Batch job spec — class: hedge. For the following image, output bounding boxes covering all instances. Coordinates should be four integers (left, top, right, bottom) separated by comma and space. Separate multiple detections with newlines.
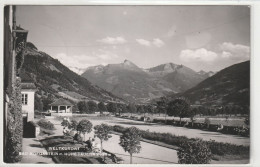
5, 78, 23, 163
111, 125, 249, 157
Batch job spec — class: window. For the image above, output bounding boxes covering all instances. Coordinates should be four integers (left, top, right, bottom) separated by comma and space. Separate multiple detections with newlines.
22, 93, 28, 105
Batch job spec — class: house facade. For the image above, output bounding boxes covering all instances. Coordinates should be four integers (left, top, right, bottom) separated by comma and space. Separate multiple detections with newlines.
21, 82, 36, 122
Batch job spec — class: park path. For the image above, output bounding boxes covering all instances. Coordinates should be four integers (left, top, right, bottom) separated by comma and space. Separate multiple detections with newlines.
20, 137, 54, 164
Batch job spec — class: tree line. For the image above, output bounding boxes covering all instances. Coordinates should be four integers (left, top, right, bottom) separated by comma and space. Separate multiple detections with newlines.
35, 95, 249, 117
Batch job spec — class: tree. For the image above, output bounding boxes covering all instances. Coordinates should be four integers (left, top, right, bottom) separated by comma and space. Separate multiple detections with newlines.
77, 119, 93, 141
119, 127, 142, 164
146, 105, 155, 116
137, 105, 145, 116
177, 139, 212, 164
35, 95, 43, 112
127, 103, 137, 117
94, 124, 112, 152
156, 97, 168, 123
119, 103, 128, 115
167, 98, 191, 122
42, 94, 54, 111
77, 101, 89, 113
87, 101, 98, 113
107, 102, 118, 114
61, 117, 70, 128
98, 102, 107, 114
69, 119, 78, 132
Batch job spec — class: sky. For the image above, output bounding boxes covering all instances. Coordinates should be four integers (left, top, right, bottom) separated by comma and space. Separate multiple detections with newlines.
16, 5, 250, 72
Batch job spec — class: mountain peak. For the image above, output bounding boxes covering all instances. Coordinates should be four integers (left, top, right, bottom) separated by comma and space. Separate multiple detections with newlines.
123, 59, 135, 66
122, 59, 140, 70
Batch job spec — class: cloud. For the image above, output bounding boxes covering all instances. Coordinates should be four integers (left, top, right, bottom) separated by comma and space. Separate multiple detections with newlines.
96, 50, 119, 60
152, 38, 165, 48
220, 42, 250, 60
98, 36, 127, 45
123, 11, 127, 15
136, 38, 165, 47
221, 51, 233, 58
180, 48, 218, 62
53, 50, 118, 70
53, 53, 95, 68
167, 25, 177, 37
136, 39, 151, 46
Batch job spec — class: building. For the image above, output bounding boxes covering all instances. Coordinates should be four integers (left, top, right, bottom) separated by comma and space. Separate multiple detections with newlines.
21, 73, 37, 122
4, 5, 29, 162
49, 98, 74, 116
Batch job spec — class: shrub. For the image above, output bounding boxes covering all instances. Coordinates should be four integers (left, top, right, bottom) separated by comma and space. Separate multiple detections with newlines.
177, 139, 212, 164
73, 133, 83, 143
37, 119, 55, 130
5, 78, 23, 163
204, 117, 211, 129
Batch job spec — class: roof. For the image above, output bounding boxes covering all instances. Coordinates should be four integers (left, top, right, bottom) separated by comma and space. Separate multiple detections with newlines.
21, 83, 37, 90
20, 72, 36, 90
49, 98, 74, 106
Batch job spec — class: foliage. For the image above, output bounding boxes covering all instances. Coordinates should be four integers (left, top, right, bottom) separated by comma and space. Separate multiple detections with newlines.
73, 133, 83, 143
5, 78, 23, 162
98, 102, 107, 114
167, 98, 191, 121
127, 103, 137, 115
117, 103, 128, 115
42, 94, 54, 111
156, 97, 168, 115
137, 105, 145, 115
68, 120, 78, 132
37, 119, 55, 130
177, 139, 212, 164
204, 117, 211, 129
77, 101, 89, 113
77, 119, 93, 137
87, 100, 98, 113
119, 127, 142, 164
61, 118, 70, 128
106, 102, 118, 114
34, 95, 43, 112
94, 124, 112, 151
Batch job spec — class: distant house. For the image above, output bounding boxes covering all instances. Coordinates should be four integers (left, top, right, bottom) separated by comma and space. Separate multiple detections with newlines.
21, 73, 37, 122
49, 98, 73, 116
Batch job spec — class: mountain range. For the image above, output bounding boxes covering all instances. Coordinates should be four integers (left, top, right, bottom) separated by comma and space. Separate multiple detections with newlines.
174, 61, 250, 106
21, 42, 123, 103
81, 60, 213, 103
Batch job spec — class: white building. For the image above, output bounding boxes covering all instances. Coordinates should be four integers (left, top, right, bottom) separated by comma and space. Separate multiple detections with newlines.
49, 98, 73, 116
21, 73, 36, 122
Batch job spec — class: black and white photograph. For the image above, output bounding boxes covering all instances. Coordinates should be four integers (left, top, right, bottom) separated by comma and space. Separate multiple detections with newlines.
3, 4, 254, 165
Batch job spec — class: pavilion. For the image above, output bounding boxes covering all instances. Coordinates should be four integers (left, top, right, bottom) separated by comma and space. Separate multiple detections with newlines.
49, 98, 73, 116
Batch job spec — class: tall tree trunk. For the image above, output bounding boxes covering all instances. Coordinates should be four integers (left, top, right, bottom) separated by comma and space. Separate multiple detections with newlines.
130, 153, 132, 164
101, 140, 103, 152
